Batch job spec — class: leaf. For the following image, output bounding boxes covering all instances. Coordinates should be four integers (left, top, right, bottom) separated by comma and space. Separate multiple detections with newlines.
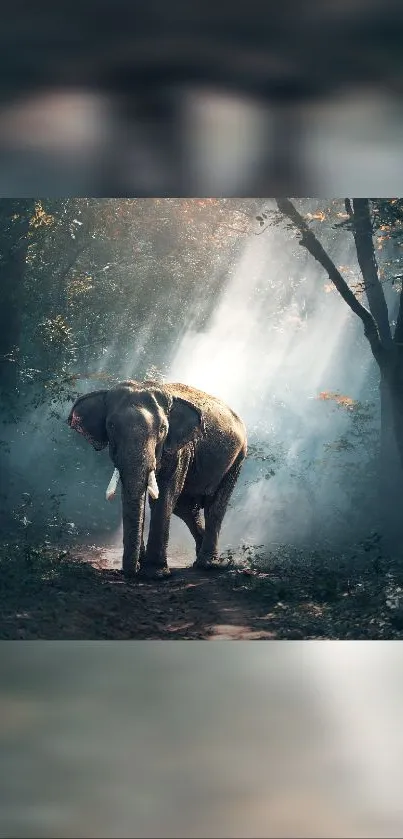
317, 391, 357, 410
306, 211, 326, 222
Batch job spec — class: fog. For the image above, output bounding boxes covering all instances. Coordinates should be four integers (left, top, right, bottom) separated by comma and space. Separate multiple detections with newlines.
168, 215, 377, 552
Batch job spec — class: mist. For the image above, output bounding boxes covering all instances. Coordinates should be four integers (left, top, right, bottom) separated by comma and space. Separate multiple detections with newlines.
168, 211, 380, 555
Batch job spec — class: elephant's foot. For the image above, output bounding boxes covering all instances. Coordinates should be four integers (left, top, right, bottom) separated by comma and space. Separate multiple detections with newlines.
137, 564, 171, 581
193, 554, 228, 571
122, 560, 140, 580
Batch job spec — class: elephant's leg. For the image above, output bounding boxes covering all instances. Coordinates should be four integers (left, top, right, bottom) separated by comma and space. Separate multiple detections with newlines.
173, 496, 205, 556
195, 451, 245, 570
140, 452, 191, 579
139, 540, 146, 567
140, 494, 173, 578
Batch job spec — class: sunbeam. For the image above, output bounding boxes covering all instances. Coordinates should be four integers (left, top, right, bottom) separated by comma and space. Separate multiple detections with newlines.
168, 214, 376, 551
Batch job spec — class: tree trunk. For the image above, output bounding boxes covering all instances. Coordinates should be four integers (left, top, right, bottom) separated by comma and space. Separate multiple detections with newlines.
350, 199, 392, 347
379, 371, 403, 541
275, 198, 403, 541
0, 200, 33, 400
385, 352, 403, 459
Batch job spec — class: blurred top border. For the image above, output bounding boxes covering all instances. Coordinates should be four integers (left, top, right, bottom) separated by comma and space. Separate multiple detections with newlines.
0, 1, 402, 196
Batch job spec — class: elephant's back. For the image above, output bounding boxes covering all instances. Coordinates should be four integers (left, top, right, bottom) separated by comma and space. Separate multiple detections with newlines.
166, 382, 247, 451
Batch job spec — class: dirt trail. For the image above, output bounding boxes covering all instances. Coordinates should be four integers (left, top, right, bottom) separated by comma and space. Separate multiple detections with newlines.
75, 544, 275, 640
3, 540, 399, 639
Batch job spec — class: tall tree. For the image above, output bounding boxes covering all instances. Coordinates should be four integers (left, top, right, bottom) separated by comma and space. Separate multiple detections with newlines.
0, 200, 35, 399
275, 197, 403, 536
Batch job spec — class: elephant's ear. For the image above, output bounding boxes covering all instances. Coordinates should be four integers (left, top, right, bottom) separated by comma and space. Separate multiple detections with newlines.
67, 390, 108, 451
147, 387, 173, 416
165, 397, 204, 452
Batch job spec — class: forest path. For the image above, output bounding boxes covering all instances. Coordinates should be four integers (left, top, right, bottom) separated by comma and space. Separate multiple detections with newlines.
3, 540, 399, 639
71, 544, 275, 640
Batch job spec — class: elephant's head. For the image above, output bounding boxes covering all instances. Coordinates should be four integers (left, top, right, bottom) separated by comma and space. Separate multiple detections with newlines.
67, 380, 204, 572
68, 380, 204, 495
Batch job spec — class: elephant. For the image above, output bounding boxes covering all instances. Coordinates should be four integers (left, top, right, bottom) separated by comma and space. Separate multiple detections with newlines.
67, 379, 247, 579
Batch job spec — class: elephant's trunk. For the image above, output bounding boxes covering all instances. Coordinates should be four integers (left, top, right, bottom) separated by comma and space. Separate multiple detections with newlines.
121, 490, 146, 577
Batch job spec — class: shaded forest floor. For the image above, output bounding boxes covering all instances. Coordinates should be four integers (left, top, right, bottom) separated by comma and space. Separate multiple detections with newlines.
1, 537, 403, 639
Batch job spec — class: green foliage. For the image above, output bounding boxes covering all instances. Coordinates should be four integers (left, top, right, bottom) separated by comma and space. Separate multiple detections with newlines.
245, 441, 282, 483
16, 197, 255, 398
11, 489, 71, 549
220, 535, 403, 639
143, 364, 166, 384
323, 399, 378, 454
37, 315, 73, 350
0, 198, 258, 541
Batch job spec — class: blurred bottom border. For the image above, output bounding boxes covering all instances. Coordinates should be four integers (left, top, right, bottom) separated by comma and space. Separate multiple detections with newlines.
1, 640, 402, 838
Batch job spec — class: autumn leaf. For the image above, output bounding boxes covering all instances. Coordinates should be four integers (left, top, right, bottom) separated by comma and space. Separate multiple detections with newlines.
29, 201, 54, 229
317, 391, 357, 410
67, 275, 94, 300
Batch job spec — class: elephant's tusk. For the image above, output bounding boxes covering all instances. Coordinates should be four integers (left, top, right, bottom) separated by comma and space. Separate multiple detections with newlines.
147, 470, 159, 500
106, 468, 120, 501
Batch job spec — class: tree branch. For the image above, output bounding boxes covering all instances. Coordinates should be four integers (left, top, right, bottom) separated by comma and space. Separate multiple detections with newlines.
344, 198, 353, 219
350, 198, 392, 348
275, 198, 386, 367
